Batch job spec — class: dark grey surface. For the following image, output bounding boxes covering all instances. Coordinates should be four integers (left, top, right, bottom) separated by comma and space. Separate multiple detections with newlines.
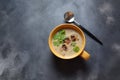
0, 0, 120, 80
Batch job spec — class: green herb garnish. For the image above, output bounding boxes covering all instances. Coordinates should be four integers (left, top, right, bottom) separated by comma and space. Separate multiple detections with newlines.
53, 41, 60, 46
53, 30, 66, 46
53, 33, 61, 40
73, 46, 80, 52
58, 39, 63, 44
59, 30, 65, 35
71, 42, 76, 47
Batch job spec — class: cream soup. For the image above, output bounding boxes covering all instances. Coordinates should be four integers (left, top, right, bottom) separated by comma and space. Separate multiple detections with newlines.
52, 29, 82, 57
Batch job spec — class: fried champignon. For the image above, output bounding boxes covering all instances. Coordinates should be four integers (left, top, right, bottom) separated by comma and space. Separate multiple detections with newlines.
63, 37, 71, 44
71, 35, 77, 41
62, 44, 67, 51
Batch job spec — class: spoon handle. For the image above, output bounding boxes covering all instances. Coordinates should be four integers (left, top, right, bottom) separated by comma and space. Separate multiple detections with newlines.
73, 20, 103, 45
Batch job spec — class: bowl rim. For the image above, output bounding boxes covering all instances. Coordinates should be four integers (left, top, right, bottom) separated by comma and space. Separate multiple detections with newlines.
48, 23, 86, 59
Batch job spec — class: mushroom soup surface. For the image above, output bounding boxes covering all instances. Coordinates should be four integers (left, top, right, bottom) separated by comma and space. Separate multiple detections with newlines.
52, 29, 82, 57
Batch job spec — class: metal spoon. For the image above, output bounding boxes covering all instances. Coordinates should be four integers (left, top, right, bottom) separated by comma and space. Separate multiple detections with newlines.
64, 11, 103, 45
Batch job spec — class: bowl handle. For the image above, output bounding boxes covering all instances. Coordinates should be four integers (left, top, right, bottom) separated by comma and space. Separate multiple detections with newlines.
80, 50, 90, 61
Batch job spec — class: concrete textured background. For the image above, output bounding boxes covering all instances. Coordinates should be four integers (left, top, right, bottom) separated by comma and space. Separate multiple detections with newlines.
0, 0, 120, 80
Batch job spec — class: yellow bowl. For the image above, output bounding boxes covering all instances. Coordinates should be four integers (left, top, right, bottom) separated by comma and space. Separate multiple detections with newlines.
48, 24, 90, 60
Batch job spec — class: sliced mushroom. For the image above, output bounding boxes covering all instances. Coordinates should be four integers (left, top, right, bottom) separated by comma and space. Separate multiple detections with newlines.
64, 37, 71, 44
71, 35, 77, 41
62, 44, 67, 51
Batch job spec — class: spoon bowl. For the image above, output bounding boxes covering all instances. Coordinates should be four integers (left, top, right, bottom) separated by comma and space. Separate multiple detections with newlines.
64, 11, 75, 23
